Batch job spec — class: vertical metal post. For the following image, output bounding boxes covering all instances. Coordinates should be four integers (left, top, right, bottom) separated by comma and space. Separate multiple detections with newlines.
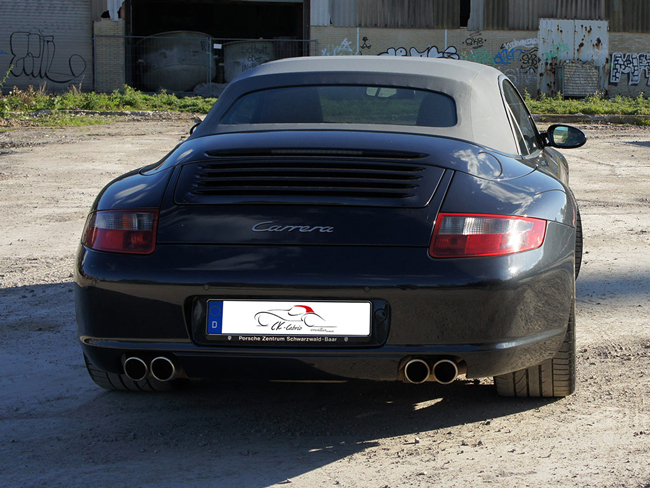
93, 35, 97, 92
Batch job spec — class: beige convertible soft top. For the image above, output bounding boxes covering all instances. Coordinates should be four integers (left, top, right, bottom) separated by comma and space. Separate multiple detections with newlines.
225, 56, 518, 155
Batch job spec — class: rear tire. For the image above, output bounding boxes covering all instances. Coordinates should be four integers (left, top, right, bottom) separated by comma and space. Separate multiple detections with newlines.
494, 302, 576, 397
83, 355, 182, 392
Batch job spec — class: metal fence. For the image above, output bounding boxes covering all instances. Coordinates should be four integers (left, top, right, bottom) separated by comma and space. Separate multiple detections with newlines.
94, 34, 316, 96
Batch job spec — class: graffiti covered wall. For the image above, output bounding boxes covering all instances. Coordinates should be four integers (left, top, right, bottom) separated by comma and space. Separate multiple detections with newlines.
0, 0, 93, 93
312, 27, 650, 99
311, 27, 541, 96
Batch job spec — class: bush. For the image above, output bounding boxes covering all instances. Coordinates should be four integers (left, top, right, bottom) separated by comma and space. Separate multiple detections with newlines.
0, 84, 217, 118
525, 91, 650, 116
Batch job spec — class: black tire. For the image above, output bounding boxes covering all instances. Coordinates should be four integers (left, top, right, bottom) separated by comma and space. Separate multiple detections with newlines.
575, 207, 583, 280
494, 302, 576, 397
83, 354, 182, 392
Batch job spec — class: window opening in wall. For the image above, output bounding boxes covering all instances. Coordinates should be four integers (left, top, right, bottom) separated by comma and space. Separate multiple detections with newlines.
460, 0, 471, 28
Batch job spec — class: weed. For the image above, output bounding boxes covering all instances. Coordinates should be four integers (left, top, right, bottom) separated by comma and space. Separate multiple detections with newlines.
526, 91, 650, 116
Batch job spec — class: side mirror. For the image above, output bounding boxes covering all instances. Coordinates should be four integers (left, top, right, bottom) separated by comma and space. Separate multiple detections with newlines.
545, 124, 586, 149
190, 122, 201, 135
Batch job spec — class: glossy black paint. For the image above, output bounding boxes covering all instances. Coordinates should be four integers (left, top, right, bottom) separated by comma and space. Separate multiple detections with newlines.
76, 68, 582, 386
76, 216, 574, 380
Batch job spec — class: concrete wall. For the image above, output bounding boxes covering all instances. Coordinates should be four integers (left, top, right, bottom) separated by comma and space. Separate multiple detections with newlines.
311, 26, 541, 96
311, 26, 650, 98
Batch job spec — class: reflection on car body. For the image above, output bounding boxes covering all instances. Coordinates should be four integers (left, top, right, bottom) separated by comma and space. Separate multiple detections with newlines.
76, 56, 586, 397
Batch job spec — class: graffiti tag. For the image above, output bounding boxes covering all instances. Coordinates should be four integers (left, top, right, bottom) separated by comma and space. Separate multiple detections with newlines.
494, 48, 523, 66
610, 52, 650, 86
502, 38, 538, 50
462, 49, 493, 65
504, 68, 537, 87
380, 45, 459, 60
9, 31, 86, 84
541, 42, 570, 61
519, 48, 539, 69
463, 31, 485, 49
321, 38, 355, 56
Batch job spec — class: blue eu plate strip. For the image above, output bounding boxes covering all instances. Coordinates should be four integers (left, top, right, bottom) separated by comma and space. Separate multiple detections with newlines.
207, 301, 224, 334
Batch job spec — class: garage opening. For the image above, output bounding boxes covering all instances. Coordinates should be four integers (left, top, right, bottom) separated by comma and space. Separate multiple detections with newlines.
121, 0, 307, 93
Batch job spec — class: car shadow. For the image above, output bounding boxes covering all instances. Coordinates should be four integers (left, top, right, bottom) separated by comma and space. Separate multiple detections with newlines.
0, 279, 622, 487
61, 377, 558, 487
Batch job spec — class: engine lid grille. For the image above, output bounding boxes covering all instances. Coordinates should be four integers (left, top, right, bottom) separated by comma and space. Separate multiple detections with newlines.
174, 158, 444, 207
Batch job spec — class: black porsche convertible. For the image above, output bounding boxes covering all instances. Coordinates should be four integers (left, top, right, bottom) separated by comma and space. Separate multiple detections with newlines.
76, 56, 586, 397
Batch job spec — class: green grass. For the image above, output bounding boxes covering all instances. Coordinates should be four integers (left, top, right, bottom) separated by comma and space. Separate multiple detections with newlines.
524, 92, 650, 116
0, 85, 216, 120
3, 81, 650, 127
30, 114, 115, 127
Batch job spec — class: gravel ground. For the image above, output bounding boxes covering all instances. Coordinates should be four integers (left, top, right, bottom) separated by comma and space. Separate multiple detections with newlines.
0, 119, 649, 488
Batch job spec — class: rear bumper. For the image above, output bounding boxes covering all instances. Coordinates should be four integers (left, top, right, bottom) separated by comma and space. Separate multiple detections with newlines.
81, 326, 565, 381
76, 221, 575, 380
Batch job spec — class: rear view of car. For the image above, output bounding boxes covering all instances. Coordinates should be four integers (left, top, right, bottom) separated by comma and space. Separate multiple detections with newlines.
76, 57, 585, 397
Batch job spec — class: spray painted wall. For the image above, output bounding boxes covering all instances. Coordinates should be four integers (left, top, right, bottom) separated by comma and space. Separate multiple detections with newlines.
0, 0, 93, 93
607, 33, 650, 97
312, 26, 541, 95
311, 26, 650, 98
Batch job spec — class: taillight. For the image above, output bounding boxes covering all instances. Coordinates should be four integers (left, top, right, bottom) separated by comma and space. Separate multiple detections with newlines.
82, 210, 158, 254
430, 213, 546, 258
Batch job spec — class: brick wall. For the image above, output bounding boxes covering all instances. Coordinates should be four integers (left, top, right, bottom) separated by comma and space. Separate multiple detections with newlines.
93, 19, 125, 93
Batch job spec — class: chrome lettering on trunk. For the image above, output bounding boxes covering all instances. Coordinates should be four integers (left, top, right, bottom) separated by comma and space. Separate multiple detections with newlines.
252, 221, 334, 233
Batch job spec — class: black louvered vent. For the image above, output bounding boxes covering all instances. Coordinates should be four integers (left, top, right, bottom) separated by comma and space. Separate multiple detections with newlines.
174, 156, 444, 207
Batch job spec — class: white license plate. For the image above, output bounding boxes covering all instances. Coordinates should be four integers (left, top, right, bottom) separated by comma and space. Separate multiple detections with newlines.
207, 300, 372, 337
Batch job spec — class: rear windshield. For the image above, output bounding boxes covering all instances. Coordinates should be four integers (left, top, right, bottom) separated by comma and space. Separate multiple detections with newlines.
219, 85, 457, 127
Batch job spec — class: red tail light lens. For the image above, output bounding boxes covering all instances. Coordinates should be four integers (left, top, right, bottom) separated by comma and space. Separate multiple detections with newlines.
430, 213, 546, 258
82, 210, 158, 254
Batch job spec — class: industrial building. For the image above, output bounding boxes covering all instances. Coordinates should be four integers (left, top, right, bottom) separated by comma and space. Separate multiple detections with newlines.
1, 0, 649, 98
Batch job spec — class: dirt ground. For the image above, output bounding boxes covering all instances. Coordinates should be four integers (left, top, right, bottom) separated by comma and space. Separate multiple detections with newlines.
0, 119, 649, 488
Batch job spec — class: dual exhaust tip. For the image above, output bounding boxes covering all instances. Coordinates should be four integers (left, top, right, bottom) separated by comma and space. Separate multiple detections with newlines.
123, 356, 177, 382
403, 358, 462, 385
126, 355, 458, 385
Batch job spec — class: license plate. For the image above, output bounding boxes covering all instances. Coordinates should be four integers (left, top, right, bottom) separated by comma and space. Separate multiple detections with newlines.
207, 300, 372, 337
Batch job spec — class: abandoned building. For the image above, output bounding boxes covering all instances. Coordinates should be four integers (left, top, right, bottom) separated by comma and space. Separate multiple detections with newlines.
1, 0, 649, 98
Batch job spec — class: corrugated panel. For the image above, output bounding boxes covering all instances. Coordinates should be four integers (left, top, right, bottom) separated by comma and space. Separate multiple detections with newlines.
355, 0, 458, 29
482, 0, 508, 30
92, 0, 106, 21
332, 0, 357, 27
480, 0, 607, 31
309, 0, 650, 35
0, 0, 93, 93
607, 0, 650, 32
311, 0, 332, 26
553, 0, 605, 20
467, 0, 484, 31
506, 0, 555, 30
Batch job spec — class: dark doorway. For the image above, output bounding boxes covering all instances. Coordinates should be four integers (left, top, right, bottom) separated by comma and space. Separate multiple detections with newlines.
459, 0, 471, 28
129, 0, 304, 39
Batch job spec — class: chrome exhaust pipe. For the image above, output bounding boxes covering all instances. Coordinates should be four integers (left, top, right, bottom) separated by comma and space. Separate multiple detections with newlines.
432, 359, 459, 385
124, 356, 148, 381
403, 359, 431, 384
150, 356, 177, 382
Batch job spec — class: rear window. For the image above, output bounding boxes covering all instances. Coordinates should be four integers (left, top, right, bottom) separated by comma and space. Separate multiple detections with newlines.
219, 85, 457, 127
